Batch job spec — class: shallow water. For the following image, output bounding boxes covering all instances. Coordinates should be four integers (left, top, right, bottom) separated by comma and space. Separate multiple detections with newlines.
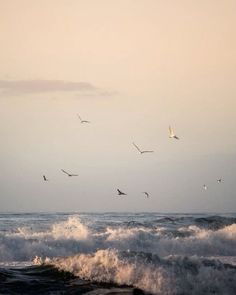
0, 212, 236, 294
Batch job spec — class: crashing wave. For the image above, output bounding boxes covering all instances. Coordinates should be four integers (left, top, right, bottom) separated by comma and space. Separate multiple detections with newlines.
1, 216, 236, 262
42, 249, 236, 295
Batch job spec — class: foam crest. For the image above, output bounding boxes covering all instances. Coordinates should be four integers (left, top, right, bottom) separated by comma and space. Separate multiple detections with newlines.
12, 216, 89, 240
105, 226, 152, 241
44, 249, 236, 295
51, 216, 89, 240
0, 216, 92, 262
44, 250, 168, 294
1, 216, 236, 263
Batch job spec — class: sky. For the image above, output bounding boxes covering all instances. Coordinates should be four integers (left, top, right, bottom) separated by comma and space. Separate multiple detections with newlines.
0, 0, 236, 212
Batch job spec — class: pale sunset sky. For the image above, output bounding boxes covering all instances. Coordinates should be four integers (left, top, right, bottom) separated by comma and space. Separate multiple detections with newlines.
0, 0, 236, 212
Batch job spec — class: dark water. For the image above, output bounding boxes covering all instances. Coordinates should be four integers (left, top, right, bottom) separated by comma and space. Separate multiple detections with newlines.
0, 264, 146, 294
0, 212, 236, 294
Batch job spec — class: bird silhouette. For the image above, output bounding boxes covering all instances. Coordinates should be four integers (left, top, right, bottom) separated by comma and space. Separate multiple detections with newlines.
43, 175, 48, 181
117, 189, 127, 196
61, 169, 78, 177
132, 142, 154, 154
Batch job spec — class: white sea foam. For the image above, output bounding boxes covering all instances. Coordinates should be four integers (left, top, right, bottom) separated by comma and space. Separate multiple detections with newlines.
1, 216, 236, 263
13, 216, 89, 240
43, 249, 236, 295
0, 216, 92, 262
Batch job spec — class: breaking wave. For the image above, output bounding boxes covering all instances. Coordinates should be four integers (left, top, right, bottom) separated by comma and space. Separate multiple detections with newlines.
1, 213, 236, 294
1, 215, 236, 263
43, 249, 236, 295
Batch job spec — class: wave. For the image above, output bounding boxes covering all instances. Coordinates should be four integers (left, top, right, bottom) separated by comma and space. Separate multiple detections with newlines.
1, 216, 236, 262
194, 216, 236, 230
42, 249, 236, 295
0, 216, 93, 262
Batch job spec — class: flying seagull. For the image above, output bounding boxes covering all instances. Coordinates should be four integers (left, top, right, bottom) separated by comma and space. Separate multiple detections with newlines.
117, 189, 127, 196
142, 192, 150, 198
77, 114, 90, 124
132, 142, 154, 154
203, 184, 208, 190
217, 179, 223, 183
43, 175, 49, 181
61, 169, 78, 177
169, 126, 179, 140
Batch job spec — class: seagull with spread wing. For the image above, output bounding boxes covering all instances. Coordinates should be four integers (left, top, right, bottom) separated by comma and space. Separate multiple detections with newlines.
77, 114, 90, 124
61, 169, 78, 177
132, 142, 154, 154
169, 126, 179, 140
117, 189, 127, 196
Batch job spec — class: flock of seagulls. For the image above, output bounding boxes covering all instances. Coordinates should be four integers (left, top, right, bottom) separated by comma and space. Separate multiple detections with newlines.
43, 118, 223, 198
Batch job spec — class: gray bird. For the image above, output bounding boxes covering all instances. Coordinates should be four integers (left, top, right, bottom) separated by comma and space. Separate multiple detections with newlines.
132, 142, 154, 154
117, 189, 127, 196
61, 169, 78, 177
43, 175, 48, 181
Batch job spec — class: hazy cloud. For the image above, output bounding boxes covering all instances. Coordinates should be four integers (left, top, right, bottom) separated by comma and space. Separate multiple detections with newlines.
0, 79, 103, 95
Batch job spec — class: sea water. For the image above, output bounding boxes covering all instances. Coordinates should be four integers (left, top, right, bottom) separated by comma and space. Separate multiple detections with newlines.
0, 212, 236, 294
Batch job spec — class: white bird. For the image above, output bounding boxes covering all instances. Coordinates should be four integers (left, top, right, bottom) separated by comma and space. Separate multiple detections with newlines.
169, 126, 179, 140
77, 114, 90, 123
203, 184, 208, 190
117, 189, 127, 196
61, 169, 78, 177
142, 192, 150, 198
43, 175, 48, 181
132, 142, 154, 154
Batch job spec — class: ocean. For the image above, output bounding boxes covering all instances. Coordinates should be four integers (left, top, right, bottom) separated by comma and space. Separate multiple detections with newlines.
0, 212, 236, 294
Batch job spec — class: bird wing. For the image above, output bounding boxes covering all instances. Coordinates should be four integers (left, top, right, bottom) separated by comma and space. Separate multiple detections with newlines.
61, 169, 70, 176
70, 174, 78, 176
77, 114, 82, 122
143, 192, 149, 197
169, 126, 174, 136
82, 120, 90, 123
142, 150, 154, 153
117, 189, 126, 195
43, 175, 46, 181
132, 142, 142, 153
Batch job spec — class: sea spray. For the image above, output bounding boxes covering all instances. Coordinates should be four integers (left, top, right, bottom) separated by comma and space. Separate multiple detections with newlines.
43, 249, 236, 295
